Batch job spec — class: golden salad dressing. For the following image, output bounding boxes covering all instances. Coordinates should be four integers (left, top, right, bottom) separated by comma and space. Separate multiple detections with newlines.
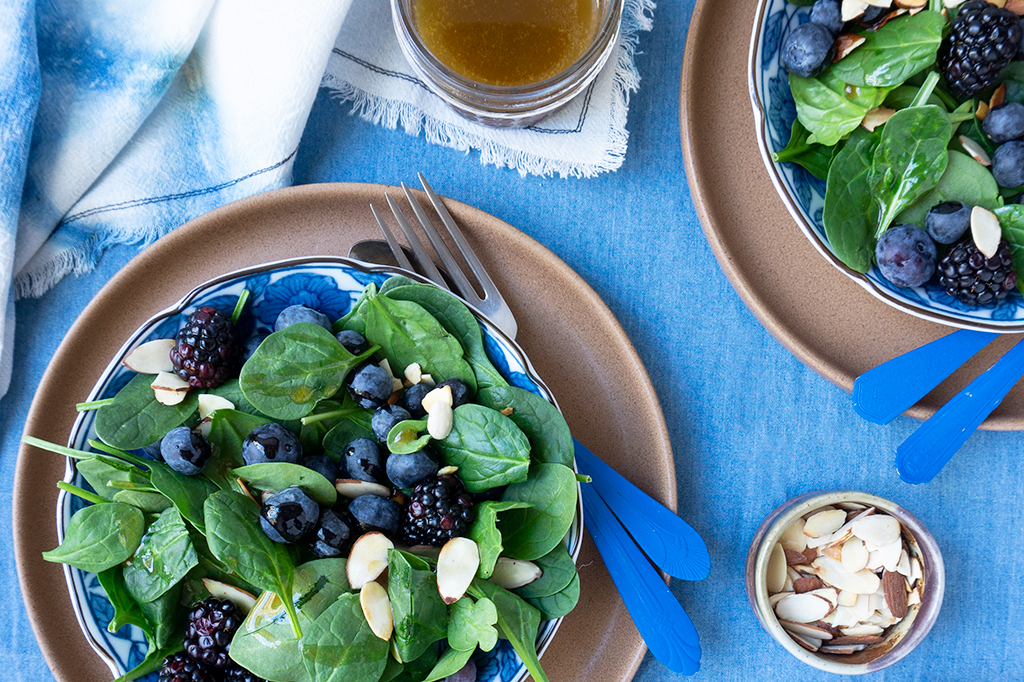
412, 0, 600, 87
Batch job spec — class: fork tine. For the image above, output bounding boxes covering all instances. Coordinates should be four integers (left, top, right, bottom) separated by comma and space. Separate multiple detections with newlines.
384, 192, 450, 291
370, 203, 415, 273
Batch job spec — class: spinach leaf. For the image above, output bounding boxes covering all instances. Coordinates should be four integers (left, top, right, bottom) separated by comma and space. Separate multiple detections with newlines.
499, 463, 578, 561
124, 507, 198, 603
77, 455, 150, 501
333, 282, 377, 335
112, 643, 181, 682
112, 489, 173, 513
790, 70, 889, 146
422, 648, 473, 682
43, 502, 145, 572
830, 11, 945, 87
386, 418, 432, 454
897, 151, 1001, 226
239, 323, 375, 420
204, 491, 299, 635
378, 275, 420, 296
320, 394, 377, 457
870, 105, 952, 237
137, 581, 186, 650
1000, 61, 1024, 105
448, 596, 498, 651
514, 546, 576, 599
299, 399, 344, 455
388, 550, 449, 662
300, 592, 389, 682
232, 462, 338, 506
467, 579, 548, 682
94, 373, 198, 450
771, 119, 836, 180
525, 571, 580, 620
994, 204, 1024, 294
477, 386, 573, 467
883, 85, 944, 111
365, 295, 477, 392
97, 566, 151, 634
823, 126, 881, 273
206, 409, 274, 488
388, 648, 439, 682
435, 404, 531, 493
208, 379, 259, 415
468, 500, 533, 578
384, 283, 509, 389
148, 460, 220, 534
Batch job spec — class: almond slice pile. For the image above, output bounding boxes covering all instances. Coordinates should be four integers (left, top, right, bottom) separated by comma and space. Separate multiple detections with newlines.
767, 503, 923, 655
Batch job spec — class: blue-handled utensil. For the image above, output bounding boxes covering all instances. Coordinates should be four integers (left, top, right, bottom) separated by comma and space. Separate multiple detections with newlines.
852, 329, 999, 425
579, 483, 702, 675
895, 336, 1024, 483
573, 439, 710, 581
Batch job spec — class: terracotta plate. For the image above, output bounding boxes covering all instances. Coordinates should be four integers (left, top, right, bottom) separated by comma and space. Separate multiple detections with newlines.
15, 183, 672, 681
680, 1, 1024, 430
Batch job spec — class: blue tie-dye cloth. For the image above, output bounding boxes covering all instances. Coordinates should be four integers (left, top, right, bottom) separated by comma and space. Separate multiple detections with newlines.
0, 0, 355, 399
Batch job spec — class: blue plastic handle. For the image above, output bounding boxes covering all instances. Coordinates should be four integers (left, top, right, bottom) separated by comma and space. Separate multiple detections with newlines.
579, 483, 702, 675
573, 439, 710, 581
895, 337, 1024, 484
853, 329, 999, 424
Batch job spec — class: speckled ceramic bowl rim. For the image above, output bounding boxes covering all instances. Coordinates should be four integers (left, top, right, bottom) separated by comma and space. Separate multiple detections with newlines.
747, 0, 1024, 334
745, 491, 945, 675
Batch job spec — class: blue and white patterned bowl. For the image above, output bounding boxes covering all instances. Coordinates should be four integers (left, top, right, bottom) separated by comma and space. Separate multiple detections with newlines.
57, 256, 582, 682
749, 0, 1024, 332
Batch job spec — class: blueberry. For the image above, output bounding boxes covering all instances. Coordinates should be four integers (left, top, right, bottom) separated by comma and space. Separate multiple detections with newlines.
983, 102, 1024, 144
781, 22, 835, 78
348, 494, 401, 536
335, 329, 368, 355
160, 426, 211, 476
274, 305, 332, 333
142, 438, 164, 461
301, 454, 339, 483
875, 224, 938, 288
346, 362, 393, 410
437, 378, 471, 407
810, 0, 843, 36
260, 487, 319, 543
925, 201, 972, 244
399, 383, 431, 419
992, 140, 1024, 187
307, 508, 353, 558
343, 438, 385, 482
372, 404, 413, 443
858, 5, 888, 27
241, 333, 268, 362
386, 449, 439, 488
243, 423, 302, 465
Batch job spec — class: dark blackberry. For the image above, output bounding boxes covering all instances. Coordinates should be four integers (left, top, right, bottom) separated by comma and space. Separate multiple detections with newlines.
224, 662, 269, 682
183, 597, 243, 668
942, 0, 1022, 99
170, 306, 238, 389
402, 474, 475, 547
158, 652, 217, 682
938, 237, 1017, 305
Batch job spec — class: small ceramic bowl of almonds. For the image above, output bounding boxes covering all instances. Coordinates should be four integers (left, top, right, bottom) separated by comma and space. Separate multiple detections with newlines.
745, 491, 945, 674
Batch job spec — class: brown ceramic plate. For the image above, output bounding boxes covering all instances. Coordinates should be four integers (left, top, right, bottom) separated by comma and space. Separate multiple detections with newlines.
680, 1, 1024, 430
15, 183, 671, 681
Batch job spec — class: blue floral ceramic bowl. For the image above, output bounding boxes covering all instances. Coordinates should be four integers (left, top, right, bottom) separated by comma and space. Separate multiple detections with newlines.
57, 256, 582, 682
749, 0, 1024, 332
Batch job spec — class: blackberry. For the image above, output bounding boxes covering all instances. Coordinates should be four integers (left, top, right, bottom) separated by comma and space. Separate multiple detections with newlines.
938, 236, 1017, 305
184, 597, 243, 668
402, 474, 475, 547
224, 663, 269, 682
942, 0, 1022, 99
170, 306, 238, 389
158, 652, 218, 682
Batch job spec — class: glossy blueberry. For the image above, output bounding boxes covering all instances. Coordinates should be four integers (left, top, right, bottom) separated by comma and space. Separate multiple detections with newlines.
983, 103, 1024, 144
346, 362, 393, 410
992, 140, 1024, 187
437, 378, 471, 407
348, 494, 401, 536
810, 0, 843, 36
781, 22, 835, 78
260, 487, 319, 543
875, 224, 938, 288
307, 508, 353, 558
925, 201, 972, 244
160, 427, 211, 476
241, 333, 268, 362
400, 383, 431, 419
301, 454, 339, 483
372, 404, 413, 443
335, 329, 368, 355
242, 423, 302, 465
386, 449, 439, 488
343, 438, 385, 482
274, 305, 332, 333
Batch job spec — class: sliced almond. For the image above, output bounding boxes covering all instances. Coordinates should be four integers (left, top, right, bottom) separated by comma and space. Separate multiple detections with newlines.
360, 581, 394, 640
821, 543, 844, 562
427, 399, 454, 440
769, 591, 794, 608
1007, 0, 1024, 14
793, 576, 824, 594
802, 547, 819, 564
894, 0, 926, 6
841, 623, 885, 637
198, 393, 235, 421
780, 518, 807, 552
852, 515, 901, 549
876, 538, 904, 572
971, 206, 1003, 259
790, 632, 823, 652
767, 543, 788, 594
488, 557, 542, 589
347, 532, 394, 590
123, 339, 176, 374
779, 619, 835, 641
978, 100, 991, 120
862, 106, 896, 132
850, 593, 874, 622
834, 33, 866, 63
151, 371, 190, 393
841, 538, 870, 573
907, 590, 922, 607
864, 0, 892, 5
959, 135, 992, 166
838, 590, 858, 608
421, 384, 453, 414
784, 548, 808, 566
804, 509, 847, 538
895, 549, 912, 577
336, 479, 391, 499
909, 557, 923, 587
437, 537, 480, 604
829, 605, 861, 629
774, 593, 833, 623
842, 0, 871, 20
819, 644, 867, 654
944, 0, 969, 6
202, 578, 258, 614
404, 362, 423, 385
809, 587, 839, 608
832, 634, 884, 646
883, 570, 909, 619
991, 83, 1007, 109
437, 465, 459, 476
813, 556, 881, 595
154, 385, 189, 406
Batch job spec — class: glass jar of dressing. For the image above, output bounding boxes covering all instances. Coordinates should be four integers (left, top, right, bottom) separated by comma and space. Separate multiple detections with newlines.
391, 0, 624, 127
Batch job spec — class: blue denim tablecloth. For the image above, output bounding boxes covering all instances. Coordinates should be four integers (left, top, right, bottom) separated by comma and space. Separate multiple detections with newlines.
2, 1, 1022, 680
